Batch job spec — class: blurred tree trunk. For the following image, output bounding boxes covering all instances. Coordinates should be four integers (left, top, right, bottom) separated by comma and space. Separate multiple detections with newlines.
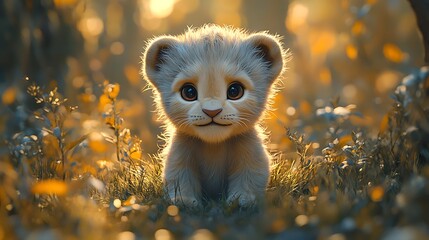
408, 0, 429, 65
242, 0, 289, 37
0, 1, 84, 138
0, 1, 84, 93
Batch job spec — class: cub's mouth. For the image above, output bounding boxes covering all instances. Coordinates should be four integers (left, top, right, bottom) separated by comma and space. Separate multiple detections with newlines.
196, 121, 232, 127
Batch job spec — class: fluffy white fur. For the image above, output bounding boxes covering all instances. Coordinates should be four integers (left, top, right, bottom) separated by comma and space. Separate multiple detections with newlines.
142, 24, 287, 207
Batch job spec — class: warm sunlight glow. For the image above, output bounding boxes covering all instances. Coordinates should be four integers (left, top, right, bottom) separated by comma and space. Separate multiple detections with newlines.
149, 0, 177, 18
212, 0, 242, 27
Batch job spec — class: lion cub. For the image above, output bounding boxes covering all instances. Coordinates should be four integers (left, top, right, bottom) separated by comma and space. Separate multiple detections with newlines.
142, 25, 286, 207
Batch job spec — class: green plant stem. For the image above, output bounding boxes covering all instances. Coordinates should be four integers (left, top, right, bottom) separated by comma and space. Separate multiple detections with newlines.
55, 112, 67, 180
60, 140, 66, 180
112, 98, 121, 163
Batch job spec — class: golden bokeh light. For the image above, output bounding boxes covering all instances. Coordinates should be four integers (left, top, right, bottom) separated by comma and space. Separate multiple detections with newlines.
31, 180, 68, 196
383, 43, 408, 63
351, 21, 365, 36
342, 84, 358, 102
375, 71, 401, 93
285, 2, 309, 33
113, 199, 122, 208
166, 205, 179, 217
295, 214, 309, 227
88, 132, 108, 153
149, 0, 177, 19
117, 231, 135, 240
110, 42, 125, 55
370, 186, 384, 202
190, 229, 216, 240
346, 44, 358, 60
79, 16, 104, 38
154, 229, 172, 240
319, 68, 332, 85
310, 30, 336, 56
53, 0, 77, 8
2, 87, 17, 105
286, 106, 296, 116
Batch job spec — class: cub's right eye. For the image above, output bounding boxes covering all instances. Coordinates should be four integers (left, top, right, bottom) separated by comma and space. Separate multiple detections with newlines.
180, 84, 198, 101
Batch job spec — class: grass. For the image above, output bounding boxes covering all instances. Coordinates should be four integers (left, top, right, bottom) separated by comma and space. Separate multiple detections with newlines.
1, 67, 428, 240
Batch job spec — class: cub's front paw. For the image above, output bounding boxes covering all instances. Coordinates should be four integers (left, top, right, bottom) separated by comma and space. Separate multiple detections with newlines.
170, 196, 200, 208
227, 191, 256, 207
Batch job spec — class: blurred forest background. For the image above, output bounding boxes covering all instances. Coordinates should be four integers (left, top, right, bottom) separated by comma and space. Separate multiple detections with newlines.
1, 0, 428, 239
0, 0, 423, 154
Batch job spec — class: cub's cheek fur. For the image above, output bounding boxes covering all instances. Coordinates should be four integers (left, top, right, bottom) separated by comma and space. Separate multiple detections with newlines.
141, 25, 288, 207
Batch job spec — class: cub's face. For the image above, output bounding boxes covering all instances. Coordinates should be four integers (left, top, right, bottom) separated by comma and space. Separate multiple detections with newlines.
143, 26, 285, 143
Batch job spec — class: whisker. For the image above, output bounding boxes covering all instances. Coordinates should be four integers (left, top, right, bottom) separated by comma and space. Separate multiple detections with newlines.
237, 119, 248, 128
239, 116, 251, 123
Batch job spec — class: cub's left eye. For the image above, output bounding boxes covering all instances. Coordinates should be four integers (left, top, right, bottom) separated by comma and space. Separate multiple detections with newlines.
180, 83, 198, 101
227, 82, 245, 100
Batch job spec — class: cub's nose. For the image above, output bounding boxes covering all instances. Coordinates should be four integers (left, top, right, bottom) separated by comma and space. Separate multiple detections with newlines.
202, 108, 222, 118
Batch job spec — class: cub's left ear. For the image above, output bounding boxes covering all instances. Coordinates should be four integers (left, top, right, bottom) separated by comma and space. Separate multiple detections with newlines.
142, 36, 179, 90
246, 33, 285, 81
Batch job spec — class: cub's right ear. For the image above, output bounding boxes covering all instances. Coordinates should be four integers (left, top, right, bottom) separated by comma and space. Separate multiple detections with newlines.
142, 36, 179, 88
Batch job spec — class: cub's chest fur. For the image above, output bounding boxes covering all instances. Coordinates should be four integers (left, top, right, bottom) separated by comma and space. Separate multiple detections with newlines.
142, 24, 287, 207
196, 141, 228, 199
168, 130, 267, 201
